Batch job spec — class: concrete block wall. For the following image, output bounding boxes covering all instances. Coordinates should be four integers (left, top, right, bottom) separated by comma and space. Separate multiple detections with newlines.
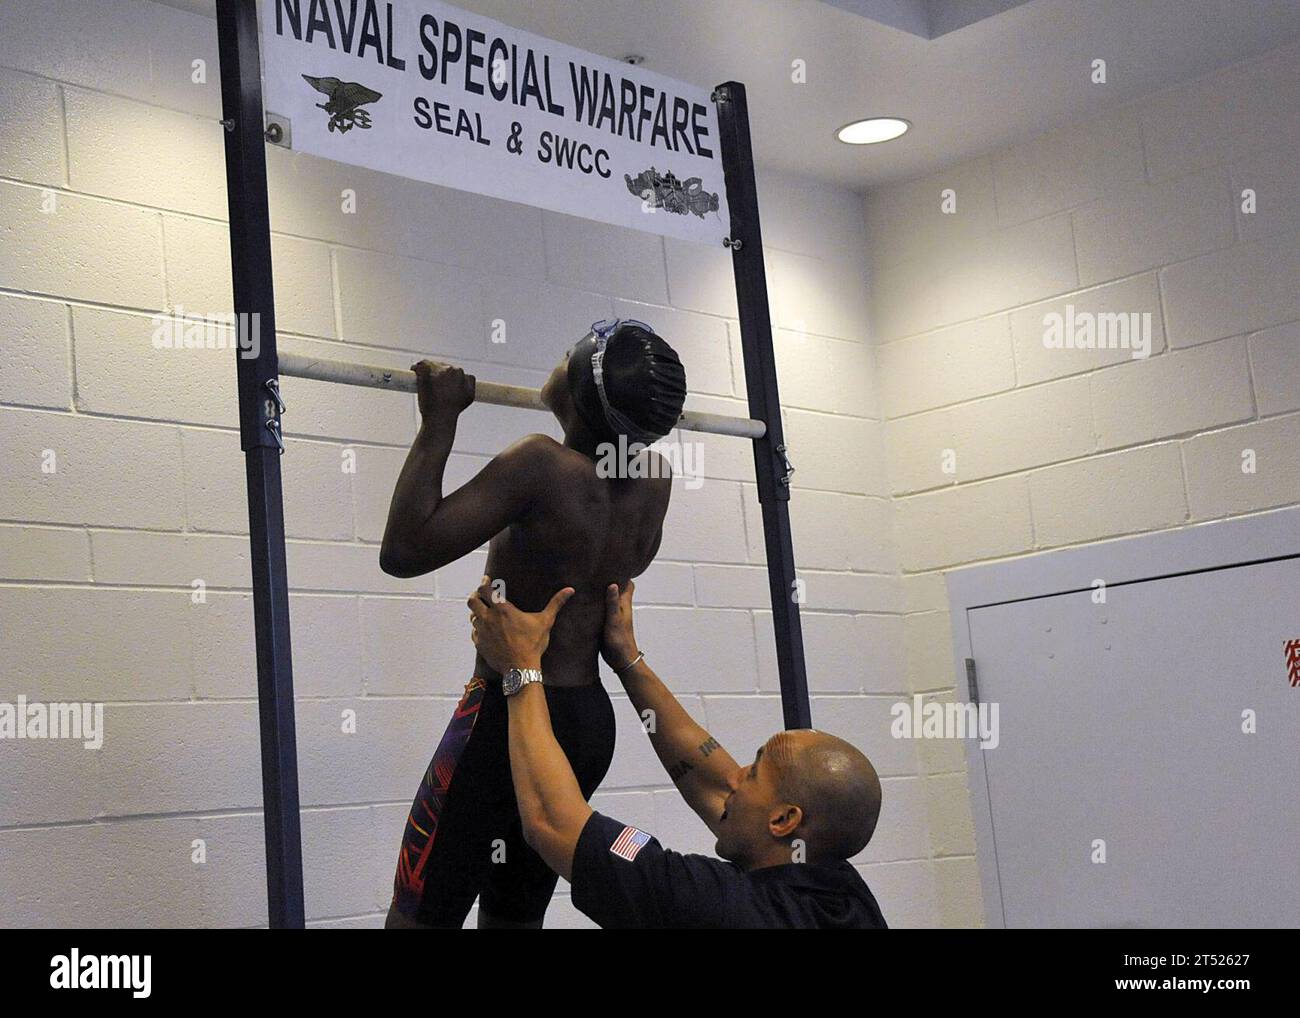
866, 39, 1300, 926
0, 0, 936, 928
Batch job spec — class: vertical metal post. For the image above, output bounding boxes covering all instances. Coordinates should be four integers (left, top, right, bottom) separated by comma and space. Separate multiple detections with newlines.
215, 0, 305, 928
713, 81, 812, 730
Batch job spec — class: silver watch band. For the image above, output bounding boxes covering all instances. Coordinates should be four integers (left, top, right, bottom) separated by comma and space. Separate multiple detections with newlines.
505, 667, 545, 695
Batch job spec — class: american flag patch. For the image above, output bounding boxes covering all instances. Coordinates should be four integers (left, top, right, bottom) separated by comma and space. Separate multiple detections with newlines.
609, 825, 653, 862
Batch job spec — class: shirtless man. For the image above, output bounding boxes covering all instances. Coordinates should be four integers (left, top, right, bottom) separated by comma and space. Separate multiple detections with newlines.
380, 319, 687, 929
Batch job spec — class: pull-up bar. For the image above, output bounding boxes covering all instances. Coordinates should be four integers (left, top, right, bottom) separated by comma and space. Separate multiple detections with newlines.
277, 351, 767, 440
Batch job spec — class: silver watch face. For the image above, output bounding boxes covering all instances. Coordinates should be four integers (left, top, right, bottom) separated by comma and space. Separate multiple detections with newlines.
502, 668, 523, 695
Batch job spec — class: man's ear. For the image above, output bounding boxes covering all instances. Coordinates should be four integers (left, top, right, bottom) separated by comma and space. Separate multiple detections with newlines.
769, 804, 802, 839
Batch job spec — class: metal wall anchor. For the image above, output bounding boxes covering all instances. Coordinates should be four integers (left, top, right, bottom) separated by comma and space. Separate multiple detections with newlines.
265, 418, 284, 454
776, 444, 795, 487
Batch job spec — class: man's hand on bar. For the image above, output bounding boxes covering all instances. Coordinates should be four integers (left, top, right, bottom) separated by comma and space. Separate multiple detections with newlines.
411, 359, 475, 421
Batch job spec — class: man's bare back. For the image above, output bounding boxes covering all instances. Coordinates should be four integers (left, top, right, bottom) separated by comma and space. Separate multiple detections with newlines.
381, 321, 687, 928
477, 437, 671, 686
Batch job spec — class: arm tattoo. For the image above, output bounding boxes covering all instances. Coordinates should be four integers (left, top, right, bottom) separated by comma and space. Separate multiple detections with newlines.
668, 738, 720, 782
667, 759, 695, 782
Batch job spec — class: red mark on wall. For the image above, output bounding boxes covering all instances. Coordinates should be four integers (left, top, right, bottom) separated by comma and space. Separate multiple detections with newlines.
1287, 639, 1300, 688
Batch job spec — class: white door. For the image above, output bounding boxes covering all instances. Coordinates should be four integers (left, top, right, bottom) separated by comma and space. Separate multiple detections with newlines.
966, 556, 1300, 928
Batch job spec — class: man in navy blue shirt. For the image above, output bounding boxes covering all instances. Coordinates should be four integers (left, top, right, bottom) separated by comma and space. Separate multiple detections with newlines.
466, 576, 888, 929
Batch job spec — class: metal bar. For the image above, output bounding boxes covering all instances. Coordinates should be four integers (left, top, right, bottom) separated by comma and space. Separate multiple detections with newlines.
277, 351, 767, 439
215, 0, 306, 929
713, 81, 812, 730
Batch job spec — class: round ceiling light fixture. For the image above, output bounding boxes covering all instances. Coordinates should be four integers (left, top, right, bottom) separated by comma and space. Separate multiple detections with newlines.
835, 117, 910, 145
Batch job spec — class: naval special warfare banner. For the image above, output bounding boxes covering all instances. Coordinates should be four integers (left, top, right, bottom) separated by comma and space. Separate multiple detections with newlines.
259, 0, 730, 244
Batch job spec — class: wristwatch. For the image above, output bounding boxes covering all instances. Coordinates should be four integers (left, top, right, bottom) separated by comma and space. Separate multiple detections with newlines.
502, 667, 545, 696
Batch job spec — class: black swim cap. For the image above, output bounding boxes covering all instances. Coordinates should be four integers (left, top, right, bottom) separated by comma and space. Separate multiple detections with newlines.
566, 320, 687, 444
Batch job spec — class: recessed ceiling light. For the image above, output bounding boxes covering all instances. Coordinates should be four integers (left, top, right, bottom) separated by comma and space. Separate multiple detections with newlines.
835, 117, 910, 145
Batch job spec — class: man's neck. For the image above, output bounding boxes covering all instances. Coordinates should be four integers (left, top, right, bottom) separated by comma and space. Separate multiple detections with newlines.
741, 844, 811, 873
561, 422, 604, 460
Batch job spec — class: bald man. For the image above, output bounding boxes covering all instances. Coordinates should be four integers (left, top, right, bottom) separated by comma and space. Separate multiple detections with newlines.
466, 576, 887, 929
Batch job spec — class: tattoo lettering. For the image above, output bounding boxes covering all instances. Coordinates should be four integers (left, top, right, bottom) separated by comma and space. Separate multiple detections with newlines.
699, 736, 720, 758
667, 759, 695, 782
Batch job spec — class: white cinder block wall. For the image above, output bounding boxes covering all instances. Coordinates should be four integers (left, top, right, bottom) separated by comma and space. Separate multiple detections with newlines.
0, 0, 943, 928
867, 39, 1300, 925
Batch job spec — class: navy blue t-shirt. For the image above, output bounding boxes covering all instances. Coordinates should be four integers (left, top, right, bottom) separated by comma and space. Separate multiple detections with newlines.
571, 812, 888, 929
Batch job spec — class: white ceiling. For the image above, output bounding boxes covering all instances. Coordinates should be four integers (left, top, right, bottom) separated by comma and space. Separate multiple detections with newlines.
163, 0, 1300, 192
819, 0, 1038, 38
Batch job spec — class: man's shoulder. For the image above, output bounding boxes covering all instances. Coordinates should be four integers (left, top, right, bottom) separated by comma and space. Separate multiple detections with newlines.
623, 449, 674, 516
496, 433, 590, 483
572, 813, 742, 924
502, 432, 567, 461
638, 447, 675, 479
751, 861, 889, 929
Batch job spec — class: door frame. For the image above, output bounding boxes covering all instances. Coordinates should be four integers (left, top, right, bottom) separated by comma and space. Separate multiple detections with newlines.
943, 505, 1300, 927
